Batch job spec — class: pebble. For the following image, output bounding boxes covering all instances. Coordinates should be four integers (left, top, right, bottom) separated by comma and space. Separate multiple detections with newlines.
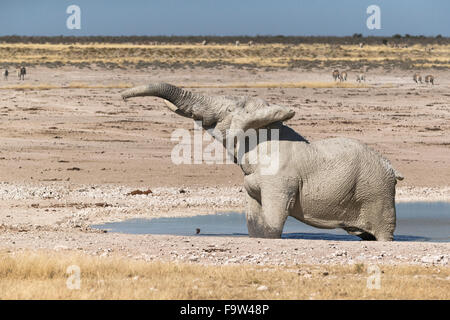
421, 255, 445, 264
333, 250, 347, 257
53, 245, 69, 250
256, 285, 268, 291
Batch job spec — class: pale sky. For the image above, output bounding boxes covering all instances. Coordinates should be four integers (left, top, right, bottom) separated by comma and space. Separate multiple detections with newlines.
0, 0, 448, 36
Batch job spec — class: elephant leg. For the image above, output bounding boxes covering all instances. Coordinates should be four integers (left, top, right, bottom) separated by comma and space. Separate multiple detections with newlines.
357, 197, 396, 241
245, 177, 297, 239
245, 193, 263, 238
246, 191, 288, 238
370, 199, 396, 241
373, 202, 396, 241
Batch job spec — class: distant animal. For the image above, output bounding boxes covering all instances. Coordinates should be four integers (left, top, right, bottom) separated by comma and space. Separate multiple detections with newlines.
413, 73, 422, 84
196, 228, 201, 235
339, 71, 348, 82
248, 40, 254, 46
332, 70, 340, 81
17, 66, 26, 80
359, 42, 365, 48
356, 73, 365, 83
2, 69, 8, 80
424, 75, 434, 85
201, 40, 207, 46
235, 40, 240, 46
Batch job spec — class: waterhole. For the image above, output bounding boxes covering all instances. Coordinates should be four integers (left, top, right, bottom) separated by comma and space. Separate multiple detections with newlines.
92, 202, 449, 242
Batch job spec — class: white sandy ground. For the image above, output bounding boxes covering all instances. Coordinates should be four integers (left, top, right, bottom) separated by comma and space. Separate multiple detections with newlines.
0, 182, 448, 267
0, 66, 449, 267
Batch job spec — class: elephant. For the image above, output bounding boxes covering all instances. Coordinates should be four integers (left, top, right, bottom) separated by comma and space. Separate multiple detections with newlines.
121, 83, 404, 241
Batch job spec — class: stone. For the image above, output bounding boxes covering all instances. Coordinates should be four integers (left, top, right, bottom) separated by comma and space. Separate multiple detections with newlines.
256, 285, 268, 291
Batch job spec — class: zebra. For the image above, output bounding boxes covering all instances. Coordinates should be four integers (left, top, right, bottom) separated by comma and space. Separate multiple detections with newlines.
339, 71, 348, 82
332, 69, 340, 81
2, 69, 8, 80
17, 66, 26, 80
413, 73, 422, 84
356, 73, 365, 83
424, 75, 434, 85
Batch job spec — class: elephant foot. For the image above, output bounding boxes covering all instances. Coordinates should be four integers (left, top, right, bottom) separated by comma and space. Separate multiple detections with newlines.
374, 233, 394, 241
344, 227, 377, 241
248, 232, 282, 239
248, 225, 283, 239
357, 232, 377, 241
345, 228, 393, 241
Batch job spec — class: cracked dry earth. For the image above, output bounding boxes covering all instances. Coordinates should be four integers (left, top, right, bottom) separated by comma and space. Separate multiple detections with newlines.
0, 66, 449, 267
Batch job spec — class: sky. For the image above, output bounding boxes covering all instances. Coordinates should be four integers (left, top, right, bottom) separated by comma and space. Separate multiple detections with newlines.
0, 0, 448, 37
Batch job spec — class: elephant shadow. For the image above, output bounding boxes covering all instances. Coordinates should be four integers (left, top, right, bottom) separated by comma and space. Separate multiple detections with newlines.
197, 232, 430, 242
282, 232, 429, 242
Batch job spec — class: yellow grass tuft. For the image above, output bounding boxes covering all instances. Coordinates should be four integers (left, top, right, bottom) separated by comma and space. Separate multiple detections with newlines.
67, 82, 133, 89
0, 81, 368, 91
0, 250, 448, 300
0, 82, 133, 91
183, 82, 370, 89
0, 42, 448, 68
0, 83, 59, 90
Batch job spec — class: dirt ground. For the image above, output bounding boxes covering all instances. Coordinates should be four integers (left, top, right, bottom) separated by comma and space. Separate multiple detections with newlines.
0, 66, 449, 269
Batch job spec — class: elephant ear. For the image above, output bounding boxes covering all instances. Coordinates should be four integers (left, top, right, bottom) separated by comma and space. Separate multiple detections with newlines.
229, 104, 295, 133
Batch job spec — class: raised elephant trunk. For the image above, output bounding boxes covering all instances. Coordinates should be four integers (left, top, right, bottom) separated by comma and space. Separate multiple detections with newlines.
121, 83, 220, 126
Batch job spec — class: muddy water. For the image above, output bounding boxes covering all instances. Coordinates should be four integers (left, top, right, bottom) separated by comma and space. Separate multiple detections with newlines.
92, 202, 450, 242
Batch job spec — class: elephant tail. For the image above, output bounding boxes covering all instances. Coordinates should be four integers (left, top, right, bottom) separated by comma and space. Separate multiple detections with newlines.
393, 168, 404, 181
369, 145, 405, 181
380, 156, 404, 181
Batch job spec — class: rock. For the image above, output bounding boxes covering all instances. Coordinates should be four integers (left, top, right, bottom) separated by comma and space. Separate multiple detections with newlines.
334, 250, 347, 257
126, 189, 152, 196
256, 285, 268, 291
54, 245, 69, 251
421, 255, 444, 264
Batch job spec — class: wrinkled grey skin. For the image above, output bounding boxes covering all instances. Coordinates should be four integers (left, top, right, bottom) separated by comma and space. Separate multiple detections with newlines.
121, 83, 404, 241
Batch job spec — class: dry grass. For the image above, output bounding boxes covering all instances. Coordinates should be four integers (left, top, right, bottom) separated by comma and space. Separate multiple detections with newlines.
0, 81, 368, 91
66, 82, 132, 89
0, 83, 60, 90
185, 82, 369, 89
0, 42, 448, 69
0, 82, 133, 91
0, 250, 448, 299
